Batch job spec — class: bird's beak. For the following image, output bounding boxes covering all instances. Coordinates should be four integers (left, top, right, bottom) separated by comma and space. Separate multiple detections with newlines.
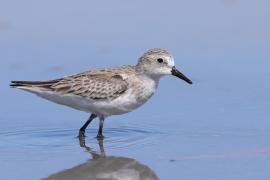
171, 66, 193, 84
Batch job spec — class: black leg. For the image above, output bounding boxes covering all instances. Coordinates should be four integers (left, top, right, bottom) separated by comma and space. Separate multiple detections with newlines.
97, 116, 105, 139
79, 114, 97, 137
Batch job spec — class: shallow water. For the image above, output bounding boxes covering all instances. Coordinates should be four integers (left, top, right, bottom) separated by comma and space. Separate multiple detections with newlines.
1, 0, 270, 179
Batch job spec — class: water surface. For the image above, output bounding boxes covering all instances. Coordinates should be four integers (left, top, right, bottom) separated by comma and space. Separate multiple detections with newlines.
1, 0, 270, 179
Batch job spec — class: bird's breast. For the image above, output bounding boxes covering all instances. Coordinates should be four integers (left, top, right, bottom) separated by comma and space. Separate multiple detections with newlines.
132, 75, 158, 104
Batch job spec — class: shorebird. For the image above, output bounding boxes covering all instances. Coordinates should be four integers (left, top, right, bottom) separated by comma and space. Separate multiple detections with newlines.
10, 48, 192, 138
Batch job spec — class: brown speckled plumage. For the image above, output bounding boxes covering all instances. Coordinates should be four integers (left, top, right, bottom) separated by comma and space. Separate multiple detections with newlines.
12, 66, 139, 100
10, 48, 192, 138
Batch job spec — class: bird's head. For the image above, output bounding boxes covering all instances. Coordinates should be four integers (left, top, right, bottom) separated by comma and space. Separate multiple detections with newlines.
136, 48, 192, 84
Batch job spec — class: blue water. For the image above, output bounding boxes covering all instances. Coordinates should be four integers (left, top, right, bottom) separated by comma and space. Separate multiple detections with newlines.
1, 0, 270, 179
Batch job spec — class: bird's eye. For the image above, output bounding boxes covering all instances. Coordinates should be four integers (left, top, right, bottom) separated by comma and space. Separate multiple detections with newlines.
157, 58, 164, 63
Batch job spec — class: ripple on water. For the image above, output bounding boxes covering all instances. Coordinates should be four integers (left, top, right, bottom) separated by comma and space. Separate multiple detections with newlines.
101, 125, 161, 150
0, 123, 164, 153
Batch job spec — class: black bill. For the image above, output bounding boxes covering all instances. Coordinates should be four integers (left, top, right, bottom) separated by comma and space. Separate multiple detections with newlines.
171, 66, 193, 84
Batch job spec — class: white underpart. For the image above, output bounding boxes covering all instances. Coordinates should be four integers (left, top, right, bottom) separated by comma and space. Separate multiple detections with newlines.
17, 75, 158, 117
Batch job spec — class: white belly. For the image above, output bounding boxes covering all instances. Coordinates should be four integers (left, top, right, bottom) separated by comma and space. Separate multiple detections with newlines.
92, 89, 148, 116
20, 88, 150, 117
19, 75, 158, 117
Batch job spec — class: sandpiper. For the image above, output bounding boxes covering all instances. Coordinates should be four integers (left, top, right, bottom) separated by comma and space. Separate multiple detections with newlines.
10, 48, 192, 138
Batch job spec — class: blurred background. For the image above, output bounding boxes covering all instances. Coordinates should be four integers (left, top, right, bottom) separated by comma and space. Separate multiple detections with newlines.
1, 0, 270, 179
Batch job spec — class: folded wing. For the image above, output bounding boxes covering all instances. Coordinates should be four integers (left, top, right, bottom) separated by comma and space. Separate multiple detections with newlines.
11, 73, 128, 100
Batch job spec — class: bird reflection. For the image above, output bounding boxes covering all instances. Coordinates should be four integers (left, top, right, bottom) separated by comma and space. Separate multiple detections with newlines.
44, 137, 158, 180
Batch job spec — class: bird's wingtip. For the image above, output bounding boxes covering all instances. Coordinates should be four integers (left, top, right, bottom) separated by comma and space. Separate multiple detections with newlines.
10, 81, 19, 88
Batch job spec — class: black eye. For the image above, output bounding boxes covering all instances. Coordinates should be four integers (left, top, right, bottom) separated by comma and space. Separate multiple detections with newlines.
157, 58, 163, 63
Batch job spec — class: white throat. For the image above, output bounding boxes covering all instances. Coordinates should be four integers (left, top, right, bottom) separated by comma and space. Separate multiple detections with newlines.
142, 73, 161, 90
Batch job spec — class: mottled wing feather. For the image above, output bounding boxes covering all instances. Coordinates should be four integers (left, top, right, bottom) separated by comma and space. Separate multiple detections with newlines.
51, 73, 128, 100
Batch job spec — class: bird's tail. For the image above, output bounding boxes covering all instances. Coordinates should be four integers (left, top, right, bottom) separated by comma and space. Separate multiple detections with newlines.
10, 80, 59, 89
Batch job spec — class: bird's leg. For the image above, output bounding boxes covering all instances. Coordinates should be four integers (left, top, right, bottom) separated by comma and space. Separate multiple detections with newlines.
97, 116, 105, 139
79, 114, 97, 137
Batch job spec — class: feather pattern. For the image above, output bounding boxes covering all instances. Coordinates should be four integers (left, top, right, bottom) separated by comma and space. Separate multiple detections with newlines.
51, 74, 128, 100
10, 66, 134, 100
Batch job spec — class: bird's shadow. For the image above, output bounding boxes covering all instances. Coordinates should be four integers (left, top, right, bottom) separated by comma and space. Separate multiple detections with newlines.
44, 136, 158, 180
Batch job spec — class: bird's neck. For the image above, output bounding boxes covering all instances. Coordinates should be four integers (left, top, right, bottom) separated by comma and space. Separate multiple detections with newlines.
141, 73, 161, 91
